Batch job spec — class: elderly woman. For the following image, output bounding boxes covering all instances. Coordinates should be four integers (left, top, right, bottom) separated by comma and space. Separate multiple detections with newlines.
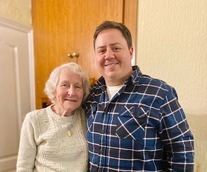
17, 62, 89, 172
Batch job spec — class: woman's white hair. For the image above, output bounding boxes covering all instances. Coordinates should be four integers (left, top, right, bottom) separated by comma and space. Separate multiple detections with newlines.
44, 62, 90, 103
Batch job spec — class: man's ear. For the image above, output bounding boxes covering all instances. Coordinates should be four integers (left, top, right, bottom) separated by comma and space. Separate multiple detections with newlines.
129, 47, 133, 58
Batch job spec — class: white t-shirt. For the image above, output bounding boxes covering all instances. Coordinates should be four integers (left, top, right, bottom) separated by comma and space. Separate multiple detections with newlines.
107, 85, 124, 100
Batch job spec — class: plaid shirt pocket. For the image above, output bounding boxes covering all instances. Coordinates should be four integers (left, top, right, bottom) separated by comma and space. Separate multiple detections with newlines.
116, 106, 149, 140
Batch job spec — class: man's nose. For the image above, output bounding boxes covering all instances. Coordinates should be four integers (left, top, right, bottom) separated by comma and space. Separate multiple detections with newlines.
105, 49, 115, 59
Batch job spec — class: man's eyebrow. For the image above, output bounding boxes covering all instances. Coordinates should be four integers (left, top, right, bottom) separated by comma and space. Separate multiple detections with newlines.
97, 46, 105, 49
97, 43, 121, 49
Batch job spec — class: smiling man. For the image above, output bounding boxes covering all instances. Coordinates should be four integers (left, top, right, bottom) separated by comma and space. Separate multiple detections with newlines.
94, 27, 133, 86
83, 21, 194, 172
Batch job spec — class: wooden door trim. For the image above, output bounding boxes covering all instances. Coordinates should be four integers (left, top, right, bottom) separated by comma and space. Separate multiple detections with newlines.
123, 0, 138, 64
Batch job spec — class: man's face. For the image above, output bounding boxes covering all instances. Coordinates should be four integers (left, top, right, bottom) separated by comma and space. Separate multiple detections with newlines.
94, 29, 133, 86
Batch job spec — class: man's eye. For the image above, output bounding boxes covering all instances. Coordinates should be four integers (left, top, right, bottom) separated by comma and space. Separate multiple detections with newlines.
98, 49, 105, 54
113, 47, 121, 51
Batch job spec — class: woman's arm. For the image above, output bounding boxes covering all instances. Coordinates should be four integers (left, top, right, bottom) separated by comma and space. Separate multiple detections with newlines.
16, 112, 37, 172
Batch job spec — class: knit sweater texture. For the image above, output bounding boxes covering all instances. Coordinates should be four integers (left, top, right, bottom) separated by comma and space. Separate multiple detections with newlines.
16, 105, 88, 172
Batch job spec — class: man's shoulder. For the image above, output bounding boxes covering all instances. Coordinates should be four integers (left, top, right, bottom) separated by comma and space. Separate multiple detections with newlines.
139, 74, 172, 89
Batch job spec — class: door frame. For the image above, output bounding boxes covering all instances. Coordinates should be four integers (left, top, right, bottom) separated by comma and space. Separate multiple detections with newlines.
0, 16, 35, 171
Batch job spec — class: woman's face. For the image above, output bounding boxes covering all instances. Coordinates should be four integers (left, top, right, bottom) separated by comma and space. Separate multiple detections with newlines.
54, 68, 84, 116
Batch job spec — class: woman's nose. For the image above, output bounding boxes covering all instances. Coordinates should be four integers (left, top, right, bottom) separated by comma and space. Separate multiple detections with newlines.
67, 87, 75, 95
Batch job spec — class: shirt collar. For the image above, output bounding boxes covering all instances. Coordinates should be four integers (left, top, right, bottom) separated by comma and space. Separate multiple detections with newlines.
126, 65, 143, 85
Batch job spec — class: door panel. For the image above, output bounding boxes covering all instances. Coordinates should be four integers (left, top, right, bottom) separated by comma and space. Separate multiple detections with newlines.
0, 43, 18, 172
0, 17, 35, 172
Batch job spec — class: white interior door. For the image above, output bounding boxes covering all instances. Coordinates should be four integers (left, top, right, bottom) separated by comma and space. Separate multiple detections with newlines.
0, 17, 35, 172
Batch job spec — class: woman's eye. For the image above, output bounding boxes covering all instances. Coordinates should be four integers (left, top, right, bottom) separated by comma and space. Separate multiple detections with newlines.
61, 84, 68, 87
75, 85, 82, 89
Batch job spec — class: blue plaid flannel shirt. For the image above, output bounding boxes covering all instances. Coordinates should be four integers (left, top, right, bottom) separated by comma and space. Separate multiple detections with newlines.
83, 66, 194, 172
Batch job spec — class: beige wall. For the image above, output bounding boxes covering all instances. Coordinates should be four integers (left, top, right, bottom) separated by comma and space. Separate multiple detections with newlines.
137, 0, 207, 171
0, 0, 31, 26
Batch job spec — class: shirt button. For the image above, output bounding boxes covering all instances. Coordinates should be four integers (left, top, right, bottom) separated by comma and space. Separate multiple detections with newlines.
100, 147, 105, 154
100, 148, 103, 154
98, 168, 103, 172
100, 129, 104, 134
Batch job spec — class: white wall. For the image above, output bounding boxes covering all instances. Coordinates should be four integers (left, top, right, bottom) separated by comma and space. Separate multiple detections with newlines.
137, 1, 207, 171
137, 0, 207, 115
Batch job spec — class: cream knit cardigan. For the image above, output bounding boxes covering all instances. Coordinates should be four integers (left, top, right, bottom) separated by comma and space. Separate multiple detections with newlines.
16, 106, 88, 172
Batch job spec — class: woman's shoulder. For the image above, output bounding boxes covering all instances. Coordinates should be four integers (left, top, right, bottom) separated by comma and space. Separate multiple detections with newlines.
22, 107, 50, 126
